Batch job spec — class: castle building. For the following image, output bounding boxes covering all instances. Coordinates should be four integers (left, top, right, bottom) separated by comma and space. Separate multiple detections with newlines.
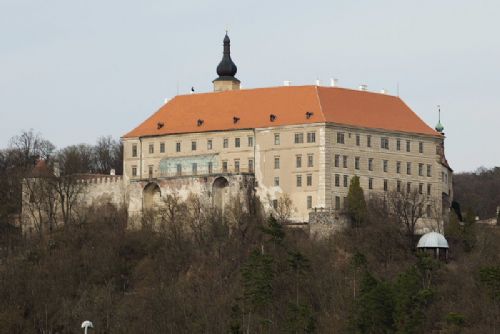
21, 33, 453, 234
122, 33, 453, 225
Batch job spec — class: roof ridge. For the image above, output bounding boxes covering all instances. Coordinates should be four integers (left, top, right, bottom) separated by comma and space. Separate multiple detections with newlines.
314, 86, 326, 122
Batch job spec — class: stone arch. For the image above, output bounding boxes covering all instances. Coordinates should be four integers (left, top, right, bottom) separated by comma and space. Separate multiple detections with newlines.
212, 177, 229, 211
143, 182, 161, 211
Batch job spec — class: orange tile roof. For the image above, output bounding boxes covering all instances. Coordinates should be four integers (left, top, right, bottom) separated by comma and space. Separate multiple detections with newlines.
123, 85, 439, 138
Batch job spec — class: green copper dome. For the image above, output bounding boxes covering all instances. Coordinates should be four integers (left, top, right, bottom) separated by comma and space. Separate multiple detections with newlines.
435, 120, 444, 132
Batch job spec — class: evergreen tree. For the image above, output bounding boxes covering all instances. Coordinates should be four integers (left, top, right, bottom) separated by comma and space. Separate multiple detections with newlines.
347, 175, 367, 228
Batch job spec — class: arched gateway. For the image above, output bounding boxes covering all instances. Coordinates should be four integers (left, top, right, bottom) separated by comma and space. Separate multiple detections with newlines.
143, 182, 161, 211
212, 177, 229, 211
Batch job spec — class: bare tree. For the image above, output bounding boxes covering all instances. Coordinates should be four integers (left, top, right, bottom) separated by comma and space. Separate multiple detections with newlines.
93, 136, 123, 175
274, 194, 293, 224
386, 189, 436, 250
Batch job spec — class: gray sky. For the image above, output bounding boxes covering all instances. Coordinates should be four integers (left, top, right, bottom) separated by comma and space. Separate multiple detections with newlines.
1, 0, 499, 172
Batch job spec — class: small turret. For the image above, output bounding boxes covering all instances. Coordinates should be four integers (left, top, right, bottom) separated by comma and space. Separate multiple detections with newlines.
213, 32, 241, 92
435, 105, 444, 133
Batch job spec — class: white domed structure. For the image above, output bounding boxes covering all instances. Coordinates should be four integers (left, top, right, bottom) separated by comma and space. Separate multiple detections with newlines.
417, 232, 449, 260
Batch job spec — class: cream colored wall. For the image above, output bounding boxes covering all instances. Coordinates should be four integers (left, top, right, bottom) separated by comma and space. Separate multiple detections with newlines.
123, 129, 255, 180
324, 124, 444, 211
253, 124, 323, 221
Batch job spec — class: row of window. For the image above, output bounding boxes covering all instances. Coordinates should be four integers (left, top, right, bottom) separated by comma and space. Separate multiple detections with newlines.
332, 195, 433, 216
337, 132, 427, 154
132, 136, 255, 157
274, 154, 314, 169
333, 174, 433, 195
132, 131, 319, 157
131, 159, 255, 177
334, 154, 433, 177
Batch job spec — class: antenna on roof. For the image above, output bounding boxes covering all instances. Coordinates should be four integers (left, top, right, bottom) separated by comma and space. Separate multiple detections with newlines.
396, 82, 400, 97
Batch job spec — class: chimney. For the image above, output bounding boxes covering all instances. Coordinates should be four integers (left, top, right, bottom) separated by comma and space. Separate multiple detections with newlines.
330, 78, 338, 87
359, 84, 368, 91
380, 89, 388, 94
315, 79, 320, 86
283, 80, 291, 86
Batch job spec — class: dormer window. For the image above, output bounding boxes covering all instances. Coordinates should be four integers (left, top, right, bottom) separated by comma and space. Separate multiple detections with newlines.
157, 122, 164, 129
305, 111, 313, 119
270, 114, 276, 122
197, 119, 204, 126
233, 116, 240, 124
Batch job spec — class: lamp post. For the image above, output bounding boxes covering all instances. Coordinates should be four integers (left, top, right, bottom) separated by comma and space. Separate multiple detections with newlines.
81, 320, 93, 334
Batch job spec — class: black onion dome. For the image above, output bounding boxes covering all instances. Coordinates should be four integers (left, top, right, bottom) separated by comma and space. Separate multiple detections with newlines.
216, 33, 238, 78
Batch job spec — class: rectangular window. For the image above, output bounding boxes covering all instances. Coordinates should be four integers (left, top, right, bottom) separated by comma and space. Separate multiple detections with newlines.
160, 142, 165, 153
248, 136, 254, 147
207, 139, 213, 150
274, 133, 280, 145
235, 138, 240, 148
176, 164, 182, 176
296, 175, 302, 187
294, 133, 304, 144
426, 205, 431, 217
248, 159, 254, 173
223, 138, 229, 148
192, 163, 198, 175
222, 161, 228, 172
419, 183, 423, 194
368, 158, 373, 171
272, 199, 278, 209
334, 154, 340, 168
307, 154, 314, 167
234, 160, 240, 172
343, 175, 348, 187
367, 135, 372, 147
335, 196, 341, 210
356, 134, 360, 146
274, 156, 280, 169
274, 177, 280, 186
176, 142, 181, 152
208, 162, 213, 174
191, 141, 197, 151
406, 140, 411, 152
397, 161, 401, 174
307, 196, 312, 209
307, 132, 316, 143
369, 178, 373, 190
396, 139, 401, 151
384, 179, 388, 191
132, 144, 138, 157
407, 182, 411, 193
149, 144, 154, 154
419, 163, 424, 176
296, 155, 302, 168
335, 174, 340, 187
383, 160, 388, 173
407, 162, 412, 175
132, 166, 137, 177
337, 132, 345, 144
381, 137, 389, 149
306, 174, 312, 186
355, 157, 360, 170
427, 183, 431, 196
148, 165, 153, 177
397, 180, 401, 192
343, 155, 348, 168
419, 142, 424, 154
427, 164, 432, 177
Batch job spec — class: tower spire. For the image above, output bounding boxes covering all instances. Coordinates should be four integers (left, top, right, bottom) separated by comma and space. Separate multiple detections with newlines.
213, 32, 240, 92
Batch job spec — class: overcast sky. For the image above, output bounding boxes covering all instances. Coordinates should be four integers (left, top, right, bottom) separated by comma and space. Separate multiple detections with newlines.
1, 0, 499, 172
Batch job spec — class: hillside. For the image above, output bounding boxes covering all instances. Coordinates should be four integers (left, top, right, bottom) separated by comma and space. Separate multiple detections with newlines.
0, 199, 498, 333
